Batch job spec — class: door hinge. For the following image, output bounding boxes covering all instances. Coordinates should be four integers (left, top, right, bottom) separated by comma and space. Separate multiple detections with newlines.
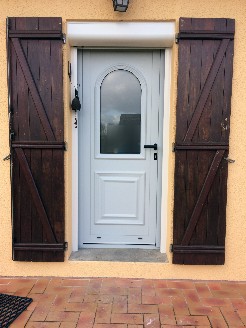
172, 142, 176, 152
64, 242, 68, 250
170, 244, 173, 253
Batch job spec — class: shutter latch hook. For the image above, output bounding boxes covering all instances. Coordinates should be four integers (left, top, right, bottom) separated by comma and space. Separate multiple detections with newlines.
3, 154, 11, 161
224, 156, 235, 163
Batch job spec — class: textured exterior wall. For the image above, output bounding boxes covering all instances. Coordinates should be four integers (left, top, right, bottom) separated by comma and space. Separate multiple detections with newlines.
0, 0, 246, 280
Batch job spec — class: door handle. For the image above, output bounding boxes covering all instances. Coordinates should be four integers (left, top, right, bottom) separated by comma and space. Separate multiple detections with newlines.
144, 143, 157, 150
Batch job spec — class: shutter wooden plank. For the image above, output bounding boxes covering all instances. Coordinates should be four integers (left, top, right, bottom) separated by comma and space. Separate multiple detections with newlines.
173, 18, 235, 265
181, 150, 225, 245
11, 38, 55, 141
15, 148, 57, 244
184, 39, 230, 142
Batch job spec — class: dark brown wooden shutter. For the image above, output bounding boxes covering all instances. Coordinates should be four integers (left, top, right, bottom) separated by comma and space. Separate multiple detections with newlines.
172, 18, 235, 265
8, 17, 65, 262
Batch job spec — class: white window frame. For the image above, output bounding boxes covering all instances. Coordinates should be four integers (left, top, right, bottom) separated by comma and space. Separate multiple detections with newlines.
67, 21, 175, 253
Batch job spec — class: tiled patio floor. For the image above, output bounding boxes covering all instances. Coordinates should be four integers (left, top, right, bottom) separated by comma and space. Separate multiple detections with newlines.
1, 277, 246, 327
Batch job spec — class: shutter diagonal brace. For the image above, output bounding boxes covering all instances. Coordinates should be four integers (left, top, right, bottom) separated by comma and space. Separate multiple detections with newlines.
15, 148, 57, 244
11, 38, 55, 141
181, 150, 225, 246
184, 39, 230, 142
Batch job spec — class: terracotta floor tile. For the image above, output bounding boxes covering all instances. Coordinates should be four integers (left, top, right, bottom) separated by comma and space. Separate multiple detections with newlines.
61, 278, 90, 287
220, 308, 244, 326
189, 305, 222, 317
159, 314, 176, 325
129, 280, 143, 288
144, 314, 160, 328
65, 301, 97, 312
201, 297, 232, 307
211, 289, 241, 298
69, 286, 87, 302
28, 292, 56, 304
76, 312, 95, 328
128, 287, 142, 304
172, 296, 189, 315
111, 313, 143, 324
209, 316, 228, 328
182, 289, 200, 304
100, 294, 115, 303
176, 315, 210, 326
156, 288, 182, 297
102, 278, 130, 288
31, 279, 50, 294
95, 303, 112, 323
231, 298, 246, 310
154, 280, 168, 289
9, 310, 32, 327
239, 316, 246, 325
237, 308, 246, 317
207, 282, 222, 291
25, 323, 60, 328
128, 304, 158, 314
195, 283, 212, 298
142, 286, 156, 296
59, 322, 77, 328
27, 301, 38, 312
29, 305, 50, 321
112, 300, 127, 313
0, 278, 11, 285
128, 325, 144, 328
142, 295, 171, 305
45, 310, 80, 322
167, 280, 195, 290
101, 286, 128, 296
158, 304, 174, 316
142, 280, 155, 288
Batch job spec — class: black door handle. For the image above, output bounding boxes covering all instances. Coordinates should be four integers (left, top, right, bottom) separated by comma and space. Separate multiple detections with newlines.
144, 143, 157, 150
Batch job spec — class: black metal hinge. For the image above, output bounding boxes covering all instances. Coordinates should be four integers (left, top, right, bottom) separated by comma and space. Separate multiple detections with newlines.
64, 242, 68, 250
170, 244, 173, 253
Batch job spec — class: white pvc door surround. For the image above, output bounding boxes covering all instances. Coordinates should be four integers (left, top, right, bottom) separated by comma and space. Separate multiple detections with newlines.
78, 50, 164, 246
67, 21, 175, 252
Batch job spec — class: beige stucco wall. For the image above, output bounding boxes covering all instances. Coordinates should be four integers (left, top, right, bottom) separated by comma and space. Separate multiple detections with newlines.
1, 0, 246, 280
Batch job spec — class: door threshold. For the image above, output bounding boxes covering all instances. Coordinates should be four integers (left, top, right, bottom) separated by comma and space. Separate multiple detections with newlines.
69, 248, 168, 263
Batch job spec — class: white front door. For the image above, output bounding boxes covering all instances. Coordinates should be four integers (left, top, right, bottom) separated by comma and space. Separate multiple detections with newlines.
78, 50, 164, 247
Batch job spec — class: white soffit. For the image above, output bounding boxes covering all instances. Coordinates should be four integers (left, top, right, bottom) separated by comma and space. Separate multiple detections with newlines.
67, 22, 175, 48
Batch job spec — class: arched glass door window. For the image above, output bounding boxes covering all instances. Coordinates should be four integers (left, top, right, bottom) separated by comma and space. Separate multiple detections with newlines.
100, 70, 141, 154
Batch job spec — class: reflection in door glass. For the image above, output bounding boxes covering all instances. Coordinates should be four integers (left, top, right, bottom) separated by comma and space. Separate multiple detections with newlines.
100, 70, 141, 154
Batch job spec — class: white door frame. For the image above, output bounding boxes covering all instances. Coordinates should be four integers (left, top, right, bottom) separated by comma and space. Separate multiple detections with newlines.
67, 21, 175, 253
